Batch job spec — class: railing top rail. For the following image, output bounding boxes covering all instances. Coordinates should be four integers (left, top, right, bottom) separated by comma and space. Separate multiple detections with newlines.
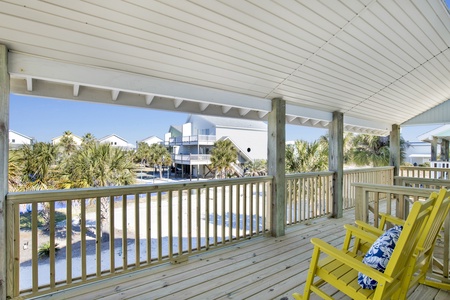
395, 176, 450, 184
343, 166, 394, 174
286, 171, 334, 179
400, 166, 450, 171
7, 176, 273, 203
351, 183, 437, 196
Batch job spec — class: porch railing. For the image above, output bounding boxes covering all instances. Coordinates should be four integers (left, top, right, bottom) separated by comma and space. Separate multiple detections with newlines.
400, 166, 450, 179
4, 166, 401, 298
343, 166, 394, 209
285, 172, 334, 225
284, 167, 394, 225
6, 177, 271, 298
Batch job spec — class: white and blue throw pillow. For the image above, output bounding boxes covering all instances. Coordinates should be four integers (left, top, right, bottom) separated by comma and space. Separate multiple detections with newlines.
358, 225, 403, 289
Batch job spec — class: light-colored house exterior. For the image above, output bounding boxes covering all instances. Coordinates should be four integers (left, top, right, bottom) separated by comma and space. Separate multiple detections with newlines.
99, 134, 135, 150
52, 133, 82, 146
139, 135, 163, 147
417, 124, 450, 164
167, 115, 267, 178
404, 141, 431, 166
9, 130, 33, 149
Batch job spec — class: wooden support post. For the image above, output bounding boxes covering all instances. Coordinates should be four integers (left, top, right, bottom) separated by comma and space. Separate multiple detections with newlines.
390, 124, 400, 178
268, 98, 285, 237
0, 44, 9, 300
329, 111, 343, 218
431, 137, 438, 162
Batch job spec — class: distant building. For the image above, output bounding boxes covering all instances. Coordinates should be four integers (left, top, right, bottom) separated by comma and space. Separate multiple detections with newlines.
52, 133, 83, 146
9, 130, 34, 149
166, 115, 267, 178
417, 124, 450, 167
99, 134, 135, 150
404, 141, 431, 165
138, 135, 163, 147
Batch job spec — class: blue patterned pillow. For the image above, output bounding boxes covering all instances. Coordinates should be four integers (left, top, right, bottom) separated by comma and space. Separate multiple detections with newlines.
358, 225, 403, 289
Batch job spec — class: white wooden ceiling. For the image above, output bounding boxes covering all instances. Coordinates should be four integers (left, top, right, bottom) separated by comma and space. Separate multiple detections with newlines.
2, 0, 450, 135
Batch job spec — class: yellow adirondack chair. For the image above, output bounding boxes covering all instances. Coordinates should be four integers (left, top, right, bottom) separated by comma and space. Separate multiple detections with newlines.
344, 188, 450, 297
293, 193, 436, 300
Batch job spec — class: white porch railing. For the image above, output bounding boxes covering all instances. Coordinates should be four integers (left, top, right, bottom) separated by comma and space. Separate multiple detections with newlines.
172, 154, 211, 165
6, 177, 271, 298
168, 135, 216, 146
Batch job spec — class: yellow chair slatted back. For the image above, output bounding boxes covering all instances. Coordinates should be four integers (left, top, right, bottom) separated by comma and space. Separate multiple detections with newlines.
293, 194, 435, 300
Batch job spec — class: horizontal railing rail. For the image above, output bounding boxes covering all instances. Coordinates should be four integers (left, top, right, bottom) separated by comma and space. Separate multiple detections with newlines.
352, 183, 437, 226
6, 176, 272, 298
172, 154, 211, 164
395, 176, 450, 189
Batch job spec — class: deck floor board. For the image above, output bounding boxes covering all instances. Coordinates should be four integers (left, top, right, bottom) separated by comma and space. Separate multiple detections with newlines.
36, 208, 446, 300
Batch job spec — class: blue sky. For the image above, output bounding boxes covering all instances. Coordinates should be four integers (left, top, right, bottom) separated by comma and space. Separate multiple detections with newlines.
9, 94, 330, 143
10, 94, 438, 144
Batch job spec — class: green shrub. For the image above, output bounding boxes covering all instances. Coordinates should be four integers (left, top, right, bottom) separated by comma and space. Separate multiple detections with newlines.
38, 241, 59, 259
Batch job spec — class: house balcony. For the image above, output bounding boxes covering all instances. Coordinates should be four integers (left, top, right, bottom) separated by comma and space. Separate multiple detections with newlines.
168, 135, 216, 146
172, 153, 211, 165
5, 166, 450, 299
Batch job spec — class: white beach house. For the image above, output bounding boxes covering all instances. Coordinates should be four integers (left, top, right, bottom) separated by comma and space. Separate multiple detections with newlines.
166, 114, 267, 178
8, 130, 33, 149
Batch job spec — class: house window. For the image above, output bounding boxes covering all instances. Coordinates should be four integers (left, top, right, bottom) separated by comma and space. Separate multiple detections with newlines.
12, 139, 15, 143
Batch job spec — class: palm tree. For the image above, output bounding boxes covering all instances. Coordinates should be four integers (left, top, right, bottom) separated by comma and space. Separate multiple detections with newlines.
244, 159, 267, 176
63, 142, 136, 238
147, 143, 172, 179
135, 142, 152, 166
64, 143, 135, 188
58, 130, 78, 159
210, 139, 238, 178
285, 140, 328, 173
351, 134, 408, 167
8, 149, 23, 191
317, 132, 355, 165
19, 142, 59, 190
81, 132, 96, 146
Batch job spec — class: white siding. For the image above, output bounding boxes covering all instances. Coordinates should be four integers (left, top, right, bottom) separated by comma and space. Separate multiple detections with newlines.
216, 127, 267, 160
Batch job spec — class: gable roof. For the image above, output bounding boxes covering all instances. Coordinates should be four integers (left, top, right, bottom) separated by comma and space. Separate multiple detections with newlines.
9, 130, 33, 141
139, 135, 163, 143
98, 134, 129, 143
417, 124, 450, 142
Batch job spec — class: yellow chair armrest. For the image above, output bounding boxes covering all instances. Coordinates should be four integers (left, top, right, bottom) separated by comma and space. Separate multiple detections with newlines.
344, 224, 379, 245
354, 221, 384, 236
311, 238, 394, 284
379, 213, 405, 227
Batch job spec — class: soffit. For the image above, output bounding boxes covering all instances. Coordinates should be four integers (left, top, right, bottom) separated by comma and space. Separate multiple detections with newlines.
2, 0, 450, 136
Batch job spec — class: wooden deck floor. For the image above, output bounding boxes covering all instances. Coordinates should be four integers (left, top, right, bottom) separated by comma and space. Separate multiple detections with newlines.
36, 209, 449, 300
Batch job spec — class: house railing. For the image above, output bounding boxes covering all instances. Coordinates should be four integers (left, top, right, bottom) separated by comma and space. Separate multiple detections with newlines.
168, 135, 216, 146
6, 177, 271, 298
399, 166, 450, 179
172, 154, 211, 164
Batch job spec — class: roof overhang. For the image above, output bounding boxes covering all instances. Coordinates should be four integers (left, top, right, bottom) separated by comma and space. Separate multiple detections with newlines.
3, 0, 450, 137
